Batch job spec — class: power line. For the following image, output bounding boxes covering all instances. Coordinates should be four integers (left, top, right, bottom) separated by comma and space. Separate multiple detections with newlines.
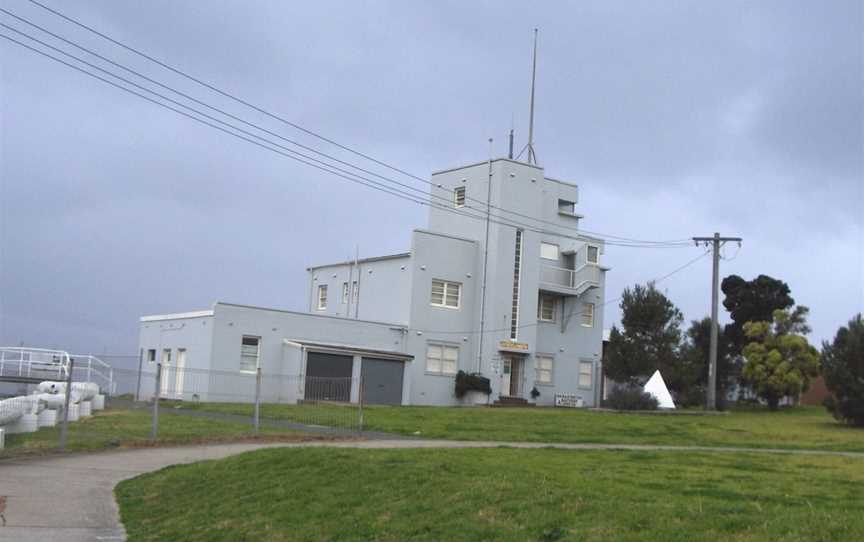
19, 1, 691, 248
0, 26, 691, 250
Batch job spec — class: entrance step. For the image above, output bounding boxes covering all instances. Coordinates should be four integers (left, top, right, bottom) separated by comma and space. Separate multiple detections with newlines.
492, 396, 535, 407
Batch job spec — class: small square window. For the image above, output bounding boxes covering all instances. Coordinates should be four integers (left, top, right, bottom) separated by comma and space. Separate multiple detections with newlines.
426, 343, 458, 375
536, 355, 553, 385
582, 303, 595, 327
317, 285, 328, 310
240, 336, 260, 373
431, 279, 461, 308
537, 294, 557, 322
579, 361, 593, 388
540, 242, 559, 260
454, 187, 466, 208
147, 349, 156, 363
587, 245, 599, 264
558, 199, 575, 214
161, 348, 171, 363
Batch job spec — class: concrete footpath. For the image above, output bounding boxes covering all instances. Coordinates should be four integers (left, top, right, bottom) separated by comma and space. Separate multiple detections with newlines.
1, 440, 862, 541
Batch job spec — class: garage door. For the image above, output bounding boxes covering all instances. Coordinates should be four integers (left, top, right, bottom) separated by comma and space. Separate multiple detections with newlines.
305, 352, 353, 402
361, 357, 404, 405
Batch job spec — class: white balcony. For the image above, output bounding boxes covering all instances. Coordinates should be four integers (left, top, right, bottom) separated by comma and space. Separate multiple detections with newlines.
539, 263, 603, 296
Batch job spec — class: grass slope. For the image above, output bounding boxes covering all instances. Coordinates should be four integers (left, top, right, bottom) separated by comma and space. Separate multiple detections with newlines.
117, 447, 864, 541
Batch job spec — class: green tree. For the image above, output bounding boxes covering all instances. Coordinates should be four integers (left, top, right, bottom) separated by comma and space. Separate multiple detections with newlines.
821, 314, 864, 426
679, 317, 737, 408
604, 284, 684, 389
722, 274, 794, 357
741, 307, 819, 410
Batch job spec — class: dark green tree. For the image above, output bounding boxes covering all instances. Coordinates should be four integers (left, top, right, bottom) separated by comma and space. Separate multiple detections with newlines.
604, 284, 684, 390
722, 274, 794, 356
679, 317, 737, 408
821, 314, 864, 426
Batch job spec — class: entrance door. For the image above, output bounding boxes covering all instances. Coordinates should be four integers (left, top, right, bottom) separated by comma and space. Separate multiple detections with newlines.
160, 348, 171, 397
502, 358, 512, 397
501, 357, 523, 397
174, 349, 186, 399
509, 358, 522, 397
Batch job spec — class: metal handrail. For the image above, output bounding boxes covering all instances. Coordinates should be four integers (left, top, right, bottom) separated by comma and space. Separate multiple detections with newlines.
0, 346, 70, 380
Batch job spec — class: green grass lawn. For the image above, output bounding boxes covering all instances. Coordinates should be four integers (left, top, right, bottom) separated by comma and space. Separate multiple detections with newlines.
0, 407, 303, 458
116, 447, 864, 541
170, 401, 864, 452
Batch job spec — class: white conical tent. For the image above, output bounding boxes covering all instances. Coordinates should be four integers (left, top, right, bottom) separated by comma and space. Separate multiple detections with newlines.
643, 370, 676, 409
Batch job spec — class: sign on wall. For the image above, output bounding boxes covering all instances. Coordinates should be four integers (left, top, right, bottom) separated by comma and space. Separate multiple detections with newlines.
498, 340, 529, 351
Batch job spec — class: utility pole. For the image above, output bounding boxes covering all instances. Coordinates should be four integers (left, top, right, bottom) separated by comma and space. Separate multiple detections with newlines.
693, 233, 742, 410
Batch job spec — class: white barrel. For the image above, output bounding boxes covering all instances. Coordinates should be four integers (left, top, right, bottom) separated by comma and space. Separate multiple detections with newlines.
38, 408, 58, 427
66, 403, 80, 422
92, 394, 105, 410
8, 413, 38, 434
79, 401, 92, 417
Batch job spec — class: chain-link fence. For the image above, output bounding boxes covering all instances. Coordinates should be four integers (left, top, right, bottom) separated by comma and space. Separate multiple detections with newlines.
0, 363, 363, 459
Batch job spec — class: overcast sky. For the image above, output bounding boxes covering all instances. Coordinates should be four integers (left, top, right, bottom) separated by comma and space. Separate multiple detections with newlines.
1, 0, 861, 367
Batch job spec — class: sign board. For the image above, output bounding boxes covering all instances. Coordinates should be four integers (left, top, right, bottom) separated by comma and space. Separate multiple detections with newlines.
554, 393, 583, 408
498, 340, 529, 351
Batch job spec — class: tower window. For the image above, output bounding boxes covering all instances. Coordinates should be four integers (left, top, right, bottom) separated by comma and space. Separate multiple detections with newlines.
453, 187, 466, 208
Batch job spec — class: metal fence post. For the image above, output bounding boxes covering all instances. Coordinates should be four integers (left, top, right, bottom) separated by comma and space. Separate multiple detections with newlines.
358, 375, 364, 434
151, 362, 161, 442
254, 367, 261, 433
58, 359, 75, 452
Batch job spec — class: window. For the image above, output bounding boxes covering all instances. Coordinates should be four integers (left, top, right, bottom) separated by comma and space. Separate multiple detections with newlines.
161, 348, 171, 364
453, 186, 466, 208
537, 294, 557, 322
579, 361, 593, 388
535, 355, 553, 385
587, 245, 599, 264
430, 279, 461, 308
352, 280, 359, 303
317, 285, 328, 310
540, 242, 559, 260
558, 199, 575, 214
426, 344, 458, 375
510, 230, 523, 340
240, 336, 260, 373
342, 282, 349, 304
582, 303, 595, 327
147, 349, 156, 363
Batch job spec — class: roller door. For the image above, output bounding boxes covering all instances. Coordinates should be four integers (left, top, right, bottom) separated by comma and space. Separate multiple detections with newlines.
361, 357, 404, 405
305, 351, 353, 402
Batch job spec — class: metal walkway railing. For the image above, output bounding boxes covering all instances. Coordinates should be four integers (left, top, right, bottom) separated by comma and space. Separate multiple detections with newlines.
0, 347, 115, 394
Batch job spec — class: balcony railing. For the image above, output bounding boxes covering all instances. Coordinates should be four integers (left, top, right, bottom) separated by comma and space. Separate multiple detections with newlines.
539, 263, 602, 295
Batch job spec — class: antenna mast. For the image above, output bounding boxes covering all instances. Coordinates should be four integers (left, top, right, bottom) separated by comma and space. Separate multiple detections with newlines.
526, 28, 539, 165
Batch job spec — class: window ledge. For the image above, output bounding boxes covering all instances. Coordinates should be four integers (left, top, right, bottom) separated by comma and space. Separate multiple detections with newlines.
558, 211, 584, 219
424, 372, 457, 378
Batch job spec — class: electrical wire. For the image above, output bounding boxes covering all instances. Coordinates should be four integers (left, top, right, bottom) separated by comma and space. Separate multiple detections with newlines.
19, 1, 692, 248
0, 26, 692, 249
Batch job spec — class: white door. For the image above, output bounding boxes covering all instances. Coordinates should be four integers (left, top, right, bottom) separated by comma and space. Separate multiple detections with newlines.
160, 349, 171, 397
175, 349, 186, 399
501, 358, 512, 397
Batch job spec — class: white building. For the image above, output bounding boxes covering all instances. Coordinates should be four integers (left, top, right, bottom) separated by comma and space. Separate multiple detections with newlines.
139, 157, 608, 406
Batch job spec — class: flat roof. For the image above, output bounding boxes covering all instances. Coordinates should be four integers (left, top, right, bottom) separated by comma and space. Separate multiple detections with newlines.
216, 302, 408, 328
432, 157, 543, 176
283, 339, 413, 360
306, 252, 410, 271
140, 310, 214, 322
